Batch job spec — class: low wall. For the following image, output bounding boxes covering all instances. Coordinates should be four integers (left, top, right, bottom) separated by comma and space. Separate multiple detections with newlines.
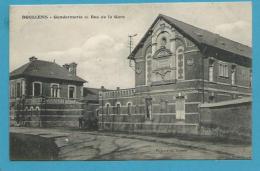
98, 114, 199, 135
199, 97, 252, 142
11, 103, 84, 128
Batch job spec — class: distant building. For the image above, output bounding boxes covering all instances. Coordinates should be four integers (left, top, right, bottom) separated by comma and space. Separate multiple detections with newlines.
10, 56, 86, 127
98, 14, 252, 139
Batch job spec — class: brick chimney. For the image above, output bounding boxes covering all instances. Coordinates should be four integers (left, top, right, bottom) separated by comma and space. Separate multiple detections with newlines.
63, 64, 69, 70
101, 86, 105, 91
68, 62, 77, 76
29, 56, 37, 62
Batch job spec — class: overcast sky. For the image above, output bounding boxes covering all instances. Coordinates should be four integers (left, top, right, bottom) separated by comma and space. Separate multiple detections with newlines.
10, 2, 252, 89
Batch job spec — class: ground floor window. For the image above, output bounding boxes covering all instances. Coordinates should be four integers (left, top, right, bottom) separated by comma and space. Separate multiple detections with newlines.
127, 102, 132, 115
176, 96, 185, 120
106, 103, 110, 115
116, 103, 121, 115
145, 98, 152, 120
160, 100, 168, 113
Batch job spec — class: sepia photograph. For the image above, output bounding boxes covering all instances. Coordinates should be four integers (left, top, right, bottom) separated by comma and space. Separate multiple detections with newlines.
9, 2, 252, 160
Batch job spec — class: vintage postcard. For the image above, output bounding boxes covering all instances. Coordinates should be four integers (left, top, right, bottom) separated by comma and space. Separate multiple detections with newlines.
9, 2, 252, 160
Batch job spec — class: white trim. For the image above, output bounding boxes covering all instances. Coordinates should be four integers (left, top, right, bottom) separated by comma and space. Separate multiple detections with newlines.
68, 85, 76, 99
32, 81, 42, 97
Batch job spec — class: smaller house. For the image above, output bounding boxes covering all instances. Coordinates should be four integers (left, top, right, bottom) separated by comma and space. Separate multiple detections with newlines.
10, 56, 87, 127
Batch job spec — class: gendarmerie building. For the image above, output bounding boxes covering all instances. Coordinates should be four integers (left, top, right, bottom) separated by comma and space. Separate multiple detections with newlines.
98, 14, 252, 137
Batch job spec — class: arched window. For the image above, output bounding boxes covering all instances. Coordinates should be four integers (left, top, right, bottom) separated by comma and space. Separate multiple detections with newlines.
127, 102, 132, 115
96, 109, 99, 117
146, 53, 152, 85
176, 46, 185, 80
106, 103, 110, 115
116, 102, 121, 115
161, 37, 167, 47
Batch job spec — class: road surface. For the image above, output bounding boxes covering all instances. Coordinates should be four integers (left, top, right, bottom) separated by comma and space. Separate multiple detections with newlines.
10, 127, 251, 160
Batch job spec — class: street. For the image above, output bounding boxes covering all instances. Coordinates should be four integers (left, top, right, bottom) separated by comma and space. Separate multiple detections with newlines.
10, 127, 251, 160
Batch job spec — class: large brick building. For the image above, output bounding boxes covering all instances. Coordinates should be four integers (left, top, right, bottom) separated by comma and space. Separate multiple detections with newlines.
10, 56, 86, 127
98, 14, 252, 136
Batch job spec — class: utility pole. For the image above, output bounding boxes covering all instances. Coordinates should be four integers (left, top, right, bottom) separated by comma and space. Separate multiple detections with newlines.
128, 34, 137, 54
128, 34, 137, 70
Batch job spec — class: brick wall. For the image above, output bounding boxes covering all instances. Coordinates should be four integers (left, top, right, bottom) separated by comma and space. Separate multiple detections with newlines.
199, 97, 252, 142
11, 100, 84, 128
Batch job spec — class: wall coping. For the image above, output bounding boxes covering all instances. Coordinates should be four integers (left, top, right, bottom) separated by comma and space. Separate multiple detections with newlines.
199, 97, 252, 108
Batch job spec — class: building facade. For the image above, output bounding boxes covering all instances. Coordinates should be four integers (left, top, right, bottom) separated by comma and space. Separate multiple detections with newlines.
98, 14, 252, 136
10, 56, 86, 127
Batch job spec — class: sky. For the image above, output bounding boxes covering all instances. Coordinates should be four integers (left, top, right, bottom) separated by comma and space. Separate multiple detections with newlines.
10, 2, 252, 89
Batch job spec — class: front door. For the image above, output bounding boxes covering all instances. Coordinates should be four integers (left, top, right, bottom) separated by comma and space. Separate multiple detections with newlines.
176, 96, 185, 120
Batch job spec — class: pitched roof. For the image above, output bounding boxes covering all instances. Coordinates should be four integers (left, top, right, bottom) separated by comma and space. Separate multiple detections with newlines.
10, 59, 86, 83
83, 87, 100, 96
128, 14, 251, 59
82, 87, 100, 101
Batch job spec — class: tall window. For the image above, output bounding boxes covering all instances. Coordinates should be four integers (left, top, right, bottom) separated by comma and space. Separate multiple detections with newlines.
218, 62, 228, 77
176, 46, 185, 80
160, 100, 168, 113
51, 84, 60, 98
106, 103, 110, 115
116, 103, 121, 115
231, 65, 236, 85
68, 85, 76, 99
209, 59, 214, 82
10, 82, 15, 98
176, 96, 185, 120
160, 37, 167, 47
145, 98, 152, 120
127, 102, 132, 115
209, 66, 214, 82
16, 82, 21, 98
33, 82, 42, 97
250, 69, 252, 87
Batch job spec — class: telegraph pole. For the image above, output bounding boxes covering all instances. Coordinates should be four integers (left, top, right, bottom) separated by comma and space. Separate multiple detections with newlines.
128, 34, 137, 69
128, 34, 137, 54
